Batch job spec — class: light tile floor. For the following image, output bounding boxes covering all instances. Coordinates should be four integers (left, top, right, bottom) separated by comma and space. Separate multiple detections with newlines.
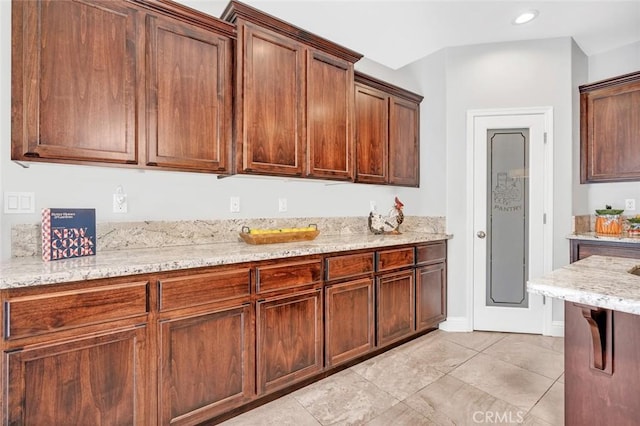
221, 330, 564, 425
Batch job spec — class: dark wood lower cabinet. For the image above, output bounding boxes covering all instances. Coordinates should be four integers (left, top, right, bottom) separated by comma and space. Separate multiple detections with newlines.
416, 263, 447, 331
325, 277, 375, 367
565, 301, 640, 425
159, 303, 253, 425
256, 288, 323, 395
570, 238, 640, 262
1, 242, 448, 424
376, 269, 415, 347
6, 326, 147, 425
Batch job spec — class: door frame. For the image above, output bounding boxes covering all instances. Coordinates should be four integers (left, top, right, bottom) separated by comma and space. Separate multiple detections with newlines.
465, 107, 554, 335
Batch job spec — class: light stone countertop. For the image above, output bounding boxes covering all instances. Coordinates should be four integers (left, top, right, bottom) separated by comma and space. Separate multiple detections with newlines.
568, 232, 640, 244
527, 255, 640, 315
0, 232, 451, 289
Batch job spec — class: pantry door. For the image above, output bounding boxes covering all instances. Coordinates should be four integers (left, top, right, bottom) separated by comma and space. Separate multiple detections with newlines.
470, 109, 552, 333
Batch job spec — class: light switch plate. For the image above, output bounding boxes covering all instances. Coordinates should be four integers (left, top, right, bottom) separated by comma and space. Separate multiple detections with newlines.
278, 198, 287, 212
4, 192, 35, 214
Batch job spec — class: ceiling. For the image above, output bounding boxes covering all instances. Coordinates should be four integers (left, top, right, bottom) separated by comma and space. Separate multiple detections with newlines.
184, 0, 640, 70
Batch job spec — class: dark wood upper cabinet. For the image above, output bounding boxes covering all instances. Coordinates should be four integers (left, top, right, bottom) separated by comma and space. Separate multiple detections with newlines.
354, 72, 423, 187
222, 0, 361, 180
355, 83, 389, 184
580, 71, 640, 183
12, 0, 235, 174
306, 50, 355, 180
12, 0, 140, 164
145, 13, 233, 172
237, 22, 306, 176
389, 97, 420, 186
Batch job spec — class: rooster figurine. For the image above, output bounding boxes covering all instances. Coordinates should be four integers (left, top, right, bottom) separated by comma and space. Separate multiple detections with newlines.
368, 197, 404, 235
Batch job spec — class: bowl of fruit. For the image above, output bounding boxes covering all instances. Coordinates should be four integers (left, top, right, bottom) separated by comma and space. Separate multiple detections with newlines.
239, 224, 319, 244
628, 216, 640, 237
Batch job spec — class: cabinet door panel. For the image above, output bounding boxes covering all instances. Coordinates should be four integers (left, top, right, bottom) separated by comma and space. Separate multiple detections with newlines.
325, 278, 374, 367
5, 281, 149, 340
416, 263, 447, 331
355, 84, 388, 184
377, 270, 415, 347
377, 247, 415, 272
159, 304, 253, 425
12, 0, 138, 163
416, 242, 447, 265
389, 97, 420, 186
146, 15, 232, 172
307, 50, 354, 180
241, 23, 305, 175
256, 288, 323, 394
582, 78, 640, 182
6, 327, 147, 425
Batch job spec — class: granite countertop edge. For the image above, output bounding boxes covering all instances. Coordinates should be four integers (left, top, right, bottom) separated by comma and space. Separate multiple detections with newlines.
568, 232, 640, 244
527, 255, 640, 315
0, 232, 452, 289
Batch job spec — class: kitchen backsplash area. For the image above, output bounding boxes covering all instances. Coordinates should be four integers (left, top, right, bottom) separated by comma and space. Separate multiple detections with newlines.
11, 216, 446, 258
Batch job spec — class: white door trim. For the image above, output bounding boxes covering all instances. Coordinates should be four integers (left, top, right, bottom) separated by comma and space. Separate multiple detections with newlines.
465, 107, 554, 335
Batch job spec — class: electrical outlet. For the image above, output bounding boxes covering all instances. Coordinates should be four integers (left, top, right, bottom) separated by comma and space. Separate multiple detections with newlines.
230, 197, 240, 213
113, 193, 127, 213
278, 198, 287, 212
369, 201, 377, 212
625, 198, 636, 211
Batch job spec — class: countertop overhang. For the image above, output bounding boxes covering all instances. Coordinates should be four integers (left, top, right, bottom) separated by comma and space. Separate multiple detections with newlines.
527, 255, 640, 315
0, 232, 451, 289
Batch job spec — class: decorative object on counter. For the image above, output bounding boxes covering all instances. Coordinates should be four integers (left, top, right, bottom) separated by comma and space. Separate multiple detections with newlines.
368, 197, 404, 235
41, 208, 96, 261
239, 224, 319, 244
627, 215, 640, 236
595, 205, 624, 235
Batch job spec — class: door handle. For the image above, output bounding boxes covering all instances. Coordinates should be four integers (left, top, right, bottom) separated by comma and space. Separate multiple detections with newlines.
477, 231, 486, 239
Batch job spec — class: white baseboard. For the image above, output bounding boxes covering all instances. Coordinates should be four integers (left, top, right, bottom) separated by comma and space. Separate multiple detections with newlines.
438, 316, 473, 332
545, 320, 564, 337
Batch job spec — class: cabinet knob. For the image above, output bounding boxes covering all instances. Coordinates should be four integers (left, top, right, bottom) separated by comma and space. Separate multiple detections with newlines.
476, 231, 486, 239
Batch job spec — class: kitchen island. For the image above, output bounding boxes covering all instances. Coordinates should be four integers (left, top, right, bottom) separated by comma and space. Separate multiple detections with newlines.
528, 255, 640, 425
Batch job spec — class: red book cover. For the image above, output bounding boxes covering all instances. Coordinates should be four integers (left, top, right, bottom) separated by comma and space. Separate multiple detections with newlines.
42, 208, 97, 262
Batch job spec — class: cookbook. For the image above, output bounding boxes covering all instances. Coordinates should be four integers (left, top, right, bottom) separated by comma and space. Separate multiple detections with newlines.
42, 208, 96, 261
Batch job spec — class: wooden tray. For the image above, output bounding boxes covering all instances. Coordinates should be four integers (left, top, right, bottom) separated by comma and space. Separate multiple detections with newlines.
239, 226, 320, 245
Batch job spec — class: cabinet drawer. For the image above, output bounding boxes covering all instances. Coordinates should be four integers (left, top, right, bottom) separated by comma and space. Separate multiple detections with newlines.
325, 252, 375, 281
5, 281, 149, 340
158, 268, 251, 311
256, 259, 322, 293
416, 242, 447, 265
377, 247, 415, 272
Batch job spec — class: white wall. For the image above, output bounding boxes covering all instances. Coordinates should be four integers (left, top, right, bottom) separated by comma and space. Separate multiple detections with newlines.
403, 37, 578, 327
584, 41, 640, 214
0, 3, 444, 260
572, 41, 589, 216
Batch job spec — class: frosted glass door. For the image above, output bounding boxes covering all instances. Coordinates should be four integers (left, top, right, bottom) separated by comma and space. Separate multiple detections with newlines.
486, 129, 529, 308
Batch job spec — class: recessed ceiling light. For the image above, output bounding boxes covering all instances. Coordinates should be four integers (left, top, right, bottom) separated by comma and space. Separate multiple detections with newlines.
513, 10, 539, 25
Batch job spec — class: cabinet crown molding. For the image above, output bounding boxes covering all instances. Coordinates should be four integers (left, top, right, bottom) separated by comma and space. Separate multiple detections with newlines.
355, 71, 424, 103
221, 0, 363, 63
579, 70, 640, 93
